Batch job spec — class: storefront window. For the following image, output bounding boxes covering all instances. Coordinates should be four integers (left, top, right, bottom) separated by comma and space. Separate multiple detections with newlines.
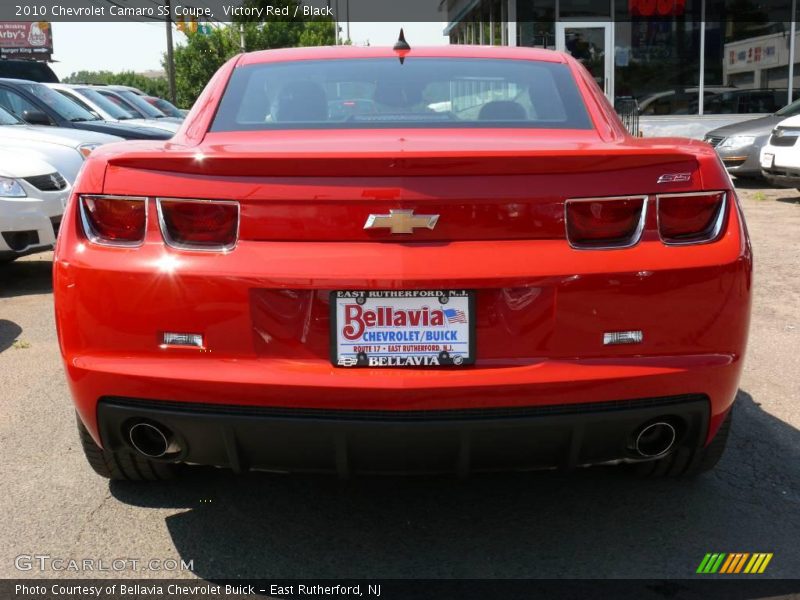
613, 0, 703, 115
559, 0, 611, 19
450, 0, 506, 45
452, 0, 800, 116
517, 0, 556, 48
704, 20, 799, 114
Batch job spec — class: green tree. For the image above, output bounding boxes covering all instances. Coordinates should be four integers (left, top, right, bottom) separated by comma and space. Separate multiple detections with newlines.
170, 0, 335, 107
171, 26, 239, 108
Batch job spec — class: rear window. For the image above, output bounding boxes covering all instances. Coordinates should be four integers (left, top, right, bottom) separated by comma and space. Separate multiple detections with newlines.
117, 89, 166, 118
211, 58, 592, 131
78, 87, 138, 120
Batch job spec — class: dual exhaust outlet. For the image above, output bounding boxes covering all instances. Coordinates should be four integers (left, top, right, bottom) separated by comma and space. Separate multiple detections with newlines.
127, 421, 180, 458
633, 420, 677, 458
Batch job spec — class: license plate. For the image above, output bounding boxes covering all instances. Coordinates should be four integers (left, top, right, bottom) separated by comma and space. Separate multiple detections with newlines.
331, 290, 475, 367
761, 152, 774, 169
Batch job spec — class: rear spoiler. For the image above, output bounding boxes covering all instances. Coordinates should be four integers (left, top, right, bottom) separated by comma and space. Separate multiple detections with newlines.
105, 148, 702, 179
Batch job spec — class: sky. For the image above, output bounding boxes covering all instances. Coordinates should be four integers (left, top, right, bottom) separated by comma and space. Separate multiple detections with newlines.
49, 21, 448, 80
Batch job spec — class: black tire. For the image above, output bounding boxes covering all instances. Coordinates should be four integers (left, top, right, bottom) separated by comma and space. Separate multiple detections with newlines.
633, 407, 733, 478
76, 415, 177, 481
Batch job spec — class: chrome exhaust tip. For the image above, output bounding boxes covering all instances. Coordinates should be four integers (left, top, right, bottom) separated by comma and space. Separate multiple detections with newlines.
128, 422, 180, 458
634, 421, 677, 458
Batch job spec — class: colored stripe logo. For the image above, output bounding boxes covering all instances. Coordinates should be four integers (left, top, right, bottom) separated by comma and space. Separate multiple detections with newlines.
697, 553, 773, 574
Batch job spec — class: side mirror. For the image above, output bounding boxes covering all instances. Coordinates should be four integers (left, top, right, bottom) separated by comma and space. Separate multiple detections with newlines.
22, 109, 52, 126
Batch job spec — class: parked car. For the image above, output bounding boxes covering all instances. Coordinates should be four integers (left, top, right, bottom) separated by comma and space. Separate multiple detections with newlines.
0, 79, 173, 140
47, 84, 180, 134
0, 59, 59, 83
0, 105, 121, 184
0, 148, 68, 263
637, 87, 736, 115
701, 88, 800, 115
143, 95, 187, 119
92, 85, 183, 125
704, 97, 800, 179
759, 114, 800, 188
56, 46, 750, 481
106, 84, 147, 96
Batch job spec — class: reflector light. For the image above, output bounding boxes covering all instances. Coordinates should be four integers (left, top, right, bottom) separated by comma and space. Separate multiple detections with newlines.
565, 196, 647, 249
603, 330, 643, 345
161, 332, 203, 348
657, 191, 726, 245
157, 199, 239, 251
79, 195, 147, 246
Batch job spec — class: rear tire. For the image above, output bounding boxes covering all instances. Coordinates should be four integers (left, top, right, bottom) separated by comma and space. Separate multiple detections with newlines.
76, 415, 177, 481
633, 407, 733, 478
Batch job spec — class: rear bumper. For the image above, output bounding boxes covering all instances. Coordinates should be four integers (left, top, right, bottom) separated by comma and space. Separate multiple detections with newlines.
718, 145, 763, 177
70, 351, 741, 450
56, 195, 751, 453
762, 167, 800, 188
98, 395, 710, 475
0, 194, 63, 259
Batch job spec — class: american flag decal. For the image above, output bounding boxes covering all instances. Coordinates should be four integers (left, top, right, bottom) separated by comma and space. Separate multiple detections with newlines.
444, 308, 467, 324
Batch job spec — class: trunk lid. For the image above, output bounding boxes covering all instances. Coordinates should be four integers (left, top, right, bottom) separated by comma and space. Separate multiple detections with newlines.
102, 130, 703, 242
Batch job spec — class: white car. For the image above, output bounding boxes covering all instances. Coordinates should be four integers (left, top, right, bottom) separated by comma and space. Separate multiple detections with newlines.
0, 149, 69, 263
46, 83, 180, 135
0, 104, 122, 183
760, 114, 800, 188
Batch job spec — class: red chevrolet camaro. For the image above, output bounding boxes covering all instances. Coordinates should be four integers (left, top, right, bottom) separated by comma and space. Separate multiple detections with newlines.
53, 44, 751, 481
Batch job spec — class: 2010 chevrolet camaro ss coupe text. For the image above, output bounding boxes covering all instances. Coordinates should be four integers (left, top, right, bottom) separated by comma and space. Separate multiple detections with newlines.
53, 45, 751, 481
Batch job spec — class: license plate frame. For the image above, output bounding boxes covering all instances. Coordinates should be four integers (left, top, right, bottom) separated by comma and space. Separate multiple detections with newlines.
330, 290, 476, 368
761, 152, 774, 169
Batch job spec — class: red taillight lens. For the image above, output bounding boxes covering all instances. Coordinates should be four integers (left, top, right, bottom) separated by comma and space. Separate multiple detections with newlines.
158, 199, 239, 250
657, 192, 726, 244
565, 196, 646, 248
79, 195, 146, 245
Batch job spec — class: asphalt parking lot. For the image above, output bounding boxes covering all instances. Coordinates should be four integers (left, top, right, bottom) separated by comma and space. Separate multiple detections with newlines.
0, 185, 798, 581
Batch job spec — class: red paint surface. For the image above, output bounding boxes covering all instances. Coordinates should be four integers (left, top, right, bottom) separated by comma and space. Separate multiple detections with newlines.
54, 46, 751, 449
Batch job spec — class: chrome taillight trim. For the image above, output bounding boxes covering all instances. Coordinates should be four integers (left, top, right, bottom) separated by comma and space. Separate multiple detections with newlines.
78, 194, 148, 248
655, 191, 728, 246
156, 197, 240, 252
564, 195, 648, 250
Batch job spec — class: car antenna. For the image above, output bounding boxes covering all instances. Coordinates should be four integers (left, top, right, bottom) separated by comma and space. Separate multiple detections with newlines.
393, 28, 410, 64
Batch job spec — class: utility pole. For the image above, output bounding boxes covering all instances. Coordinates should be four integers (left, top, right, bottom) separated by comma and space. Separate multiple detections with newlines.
334, 0, 339, 44
790, 0, 797, 105
164, 0, 176, 104
239, 22, 245, 53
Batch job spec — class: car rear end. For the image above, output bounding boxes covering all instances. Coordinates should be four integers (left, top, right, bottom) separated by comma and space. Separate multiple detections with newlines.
54, 47, 751, 478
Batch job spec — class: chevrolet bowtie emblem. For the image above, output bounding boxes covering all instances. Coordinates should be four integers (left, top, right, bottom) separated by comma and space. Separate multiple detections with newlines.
363, 209, 440, 234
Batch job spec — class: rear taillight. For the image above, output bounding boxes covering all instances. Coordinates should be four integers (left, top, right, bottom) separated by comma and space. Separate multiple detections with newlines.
657, 191, 726, 245
565, 196, 647, 249
157, 199, 239, 251
79, 195, 147, 246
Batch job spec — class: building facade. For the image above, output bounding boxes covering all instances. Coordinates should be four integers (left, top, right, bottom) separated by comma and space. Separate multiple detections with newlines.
445, 0, 800, 123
